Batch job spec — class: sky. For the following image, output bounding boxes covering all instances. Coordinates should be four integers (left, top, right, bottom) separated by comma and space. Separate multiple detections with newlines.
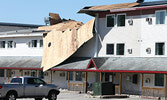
0, 0, 158, 25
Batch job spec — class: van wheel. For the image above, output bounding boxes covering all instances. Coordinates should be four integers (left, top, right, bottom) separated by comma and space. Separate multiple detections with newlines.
6, 92, 16, 100
48, 91, 57, 100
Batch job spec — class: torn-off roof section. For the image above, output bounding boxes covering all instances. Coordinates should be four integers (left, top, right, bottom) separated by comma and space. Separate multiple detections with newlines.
78, 2, 139, 16
38, 20, 83, 32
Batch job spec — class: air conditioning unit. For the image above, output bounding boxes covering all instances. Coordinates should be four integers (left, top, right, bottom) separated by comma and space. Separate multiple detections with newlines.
146, 18, 152, 23
128, 19, 133, 25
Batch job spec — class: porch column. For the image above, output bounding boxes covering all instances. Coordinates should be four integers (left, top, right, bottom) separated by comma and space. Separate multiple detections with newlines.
84, 72, 88, 93
36, 70, 38, 77
165, 74, 167, 97
20, 70, 23, 76
50, 71, 52, 83
7, 69, 10, 82
100, 72, 102, 82
119, 73, 122, 94
68, 72, 70, 89
141, 73, 143, 95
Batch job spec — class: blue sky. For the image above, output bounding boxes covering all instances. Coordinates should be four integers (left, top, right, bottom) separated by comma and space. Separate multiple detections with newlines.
0, 0, 158, 25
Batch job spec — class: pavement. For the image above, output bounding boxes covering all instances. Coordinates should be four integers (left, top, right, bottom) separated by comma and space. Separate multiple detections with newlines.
17, 90, 164, 100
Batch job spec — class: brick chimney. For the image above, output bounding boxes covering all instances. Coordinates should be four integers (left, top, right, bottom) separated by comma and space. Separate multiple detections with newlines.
49, 13, 61, 25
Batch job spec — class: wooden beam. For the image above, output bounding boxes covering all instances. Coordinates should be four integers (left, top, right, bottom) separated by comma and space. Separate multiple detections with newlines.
50, 71, 52, 83
100, 72, 102, 82
119, 73, 122, 94
141, 73, 143, 95
68, 72, 70, 90
36, 70, 38, 77
85, 72, 88, 93
7, 69, 10, 82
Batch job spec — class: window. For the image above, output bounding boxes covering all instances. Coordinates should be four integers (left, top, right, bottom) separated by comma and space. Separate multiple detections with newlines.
11, 78, 22, 84
0, 41, 5, 48
66, 72, 73, 81
27, 78, 45, 85
156, 10, 166, 24
132, 74, 138, 84
106, 44, 114, 55
31, 70, 36, 77
155, 43, 165, 55
117, 14, 125, 26
75, 72, 82, 81
40, 40, 43, 47
106, 15, 115, 27
0, 69, 4, 77
155, 74, 164, 86
7, 41, 15, 48
29, 40, 37, 48
116, 44, 125, 55
38, 70, 44, 79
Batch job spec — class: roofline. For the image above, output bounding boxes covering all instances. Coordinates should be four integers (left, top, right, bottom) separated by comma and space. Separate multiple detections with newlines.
0, 22, 44, 28
79, 2, 167, 16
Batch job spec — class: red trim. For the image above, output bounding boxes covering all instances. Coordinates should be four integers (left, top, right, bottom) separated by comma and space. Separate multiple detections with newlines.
0, 67, 43, 70
1, 67, 167, 74
86, 59, 98, 70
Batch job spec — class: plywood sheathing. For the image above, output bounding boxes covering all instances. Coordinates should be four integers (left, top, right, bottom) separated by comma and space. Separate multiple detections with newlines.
89, 2, 139, 10
38, 20, 83, 31
49, 13, 61, 25
40, 19, 95, 71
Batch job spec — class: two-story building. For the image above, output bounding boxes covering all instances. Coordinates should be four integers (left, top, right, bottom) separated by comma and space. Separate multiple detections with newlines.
42, 0, 167, 97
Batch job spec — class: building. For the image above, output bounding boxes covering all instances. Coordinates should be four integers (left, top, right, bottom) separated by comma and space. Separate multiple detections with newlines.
0, 22, 45, 83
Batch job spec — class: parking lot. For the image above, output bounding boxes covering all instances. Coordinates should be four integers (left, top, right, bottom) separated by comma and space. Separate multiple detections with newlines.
17, 90, 163, 100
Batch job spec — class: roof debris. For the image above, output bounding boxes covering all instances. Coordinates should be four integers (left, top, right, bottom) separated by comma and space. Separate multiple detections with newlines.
38, 13, 95, 71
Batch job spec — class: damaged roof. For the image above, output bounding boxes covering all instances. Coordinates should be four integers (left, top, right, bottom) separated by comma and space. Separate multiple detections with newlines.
38, 20, 83, 32
78, 0, 167, 16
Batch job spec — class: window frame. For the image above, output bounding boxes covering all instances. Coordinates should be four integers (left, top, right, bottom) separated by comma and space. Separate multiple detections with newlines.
116, 43, 125, 55
0, 41, 5, 48
155, 10, 166, 25
75, 72, 82, 81
106, 14, 115, 27
155, 42, 165, 55
40, 40, 43, 47
117, 13, 126, 27
106, 43, 114, 55
154, 74, 164, 87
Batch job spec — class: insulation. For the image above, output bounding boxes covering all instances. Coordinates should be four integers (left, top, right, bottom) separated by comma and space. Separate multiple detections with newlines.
39, 19, 95, 71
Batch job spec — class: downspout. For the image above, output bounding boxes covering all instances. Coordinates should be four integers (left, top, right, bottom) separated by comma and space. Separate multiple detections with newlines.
95, 13, 99, 57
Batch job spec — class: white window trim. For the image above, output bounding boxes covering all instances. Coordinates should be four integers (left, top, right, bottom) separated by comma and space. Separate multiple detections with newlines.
155, 10, 166, 25
106, 14, 115, 28
116, 13, 126, 27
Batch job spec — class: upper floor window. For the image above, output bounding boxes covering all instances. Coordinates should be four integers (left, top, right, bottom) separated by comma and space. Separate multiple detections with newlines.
29, 40, 37, 48
116, 43, 125, 55
155, 42, 165, 55
106, 15, 115, 27
106, 44, 114, 55
7, 41, 16, 48
117, 14, 125, 27
40, 40, 43, 47
0, 41, 5, 48
156, 10, 166, 24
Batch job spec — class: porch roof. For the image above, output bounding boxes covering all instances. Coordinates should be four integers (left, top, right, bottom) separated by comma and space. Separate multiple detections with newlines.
0, 56, 42, 70
93, 57, 167, 73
